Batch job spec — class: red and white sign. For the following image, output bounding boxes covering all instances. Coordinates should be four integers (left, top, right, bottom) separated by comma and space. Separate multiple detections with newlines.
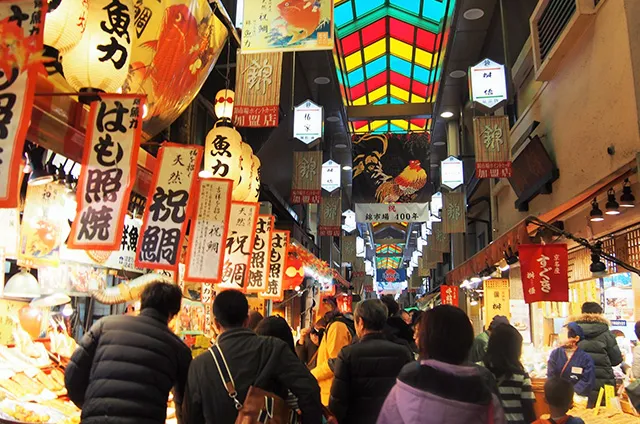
520, 244, 569, 304
440, 285, 459, 306
246, 215, 274, 294
260, 230, 289, 301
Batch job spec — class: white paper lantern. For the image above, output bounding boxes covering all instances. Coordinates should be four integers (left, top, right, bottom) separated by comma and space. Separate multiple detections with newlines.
44, 0, 89, 53
233, 142, 253, 201
244, 154, 261, 202
204, 122, 242, 186
61, 0, 133, 93
214, 89, 235, 120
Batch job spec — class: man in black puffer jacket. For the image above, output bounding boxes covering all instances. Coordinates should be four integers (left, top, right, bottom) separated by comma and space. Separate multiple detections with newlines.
569, 302, 622, 407
65, 281, 192, 424
329, 299, 413, 424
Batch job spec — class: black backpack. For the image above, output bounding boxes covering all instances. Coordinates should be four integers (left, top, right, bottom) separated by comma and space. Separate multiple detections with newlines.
327, 314, 356, 340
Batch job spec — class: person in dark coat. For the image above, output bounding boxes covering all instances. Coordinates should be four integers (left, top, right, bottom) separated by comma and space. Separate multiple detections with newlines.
65, 281, 192, 424
380, 295, 415, 348
183, 290, 322, 424
329, 299, 413, 424
568, 302, 623, 407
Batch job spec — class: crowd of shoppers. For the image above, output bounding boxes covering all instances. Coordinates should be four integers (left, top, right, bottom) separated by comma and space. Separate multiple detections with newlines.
65, 281, 636, 424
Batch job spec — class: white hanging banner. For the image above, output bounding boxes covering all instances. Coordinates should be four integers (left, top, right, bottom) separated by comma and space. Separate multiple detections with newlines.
440, 156, 464, 190
321, 159, 341, 192
293, 99, 323, 144
218, 202, 260, 291
469, 58, 507, 110
355, 203, 429, 223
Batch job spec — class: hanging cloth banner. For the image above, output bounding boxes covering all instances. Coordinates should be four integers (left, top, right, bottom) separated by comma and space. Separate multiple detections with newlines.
241, 0, 333, 53
319, 194, 341, 237
184, 178, 233, 283
419, 255, 430, 277
355, 202, 429, 223
473, 115, 512, 179
520, 244, 569, 304
442, 192, 466, 234
218, 201, 260, 290
0, 0, 47, 208
440, 285, 459, 306
260, 229, 289, 301
484, 279, 510, 324
68, 95, 144, 250
136, 143, 203, 271
341, 234, 356, 264
430, 222, 450, 253
291, 151, 322, 204
247, 215, 274, 293
201, 281, 214, 335
352, 258, 365, 294
233, 51, 283, 128
424, 241, 442, 270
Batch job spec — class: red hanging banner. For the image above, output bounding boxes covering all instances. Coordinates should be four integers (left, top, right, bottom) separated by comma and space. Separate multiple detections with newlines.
246, 215, 274, 293
136, 143, 203, 271
69, 95, 145, 251
260, 229, 289, 302
520, 244, 569, 304
440, 285, 459, 306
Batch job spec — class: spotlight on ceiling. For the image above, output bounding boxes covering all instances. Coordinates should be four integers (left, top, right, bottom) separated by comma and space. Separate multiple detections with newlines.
620, 178, 635, 208
440, 111, 454, 119
503, 247, 519, 269
342, 165, 352, 171
28, 150, 55, 186
433, 140, 446, 147
430, 163, 439, 169
314, 76, 330, 85
326, 116, 340, 123
470, 275, 482, 283
463, 8, 485, 20
605, 188, 620, 215
590, 242, 607, 276
589, 198, 604, 222
449, 70, 467, 78
335, 143, 348, 149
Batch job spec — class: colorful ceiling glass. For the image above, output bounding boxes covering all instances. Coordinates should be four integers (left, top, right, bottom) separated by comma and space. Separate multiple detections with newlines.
375, 243, 404, 255
333, 0, 455, 134
376, 256, 402, 269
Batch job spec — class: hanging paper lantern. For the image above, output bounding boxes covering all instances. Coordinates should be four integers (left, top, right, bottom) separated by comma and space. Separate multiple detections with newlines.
203, 122, 242, 186
44, 0, 89, 54
244, 154, 261, 202
214, 89, 234, 120
62, 0, 134, 93
283, 254, 304, 290
233, 142, 253, 201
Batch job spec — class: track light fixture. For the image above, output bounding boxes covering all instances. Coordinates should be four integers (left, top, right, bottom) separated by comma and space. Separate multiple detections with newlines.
589, 198, 604, 222
504, 247, 519, 266
589, 241, 607, 275
605, 188, 620, 215
620, 178, 635, 208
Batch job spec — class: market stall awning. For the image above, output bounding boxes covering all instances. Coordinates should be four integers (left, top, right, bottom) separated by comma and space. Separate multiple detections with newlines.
446, 218, 532, 285
333, 0, 455, 134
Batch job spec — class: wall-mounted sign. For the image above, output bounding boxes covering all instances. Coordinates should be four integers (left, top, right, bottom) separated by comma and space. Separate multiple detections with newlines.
484, 279, 511, 324
355, 203, 429, 223
293, 100, 323, 144
470, 58, 507, 110
321, 160, 341, 192
440, 156, 464, 190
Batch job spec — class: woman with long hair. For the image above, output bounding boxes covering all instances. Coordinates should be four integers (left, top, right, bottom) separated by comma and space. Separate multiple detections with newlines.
482, 324, 536, 424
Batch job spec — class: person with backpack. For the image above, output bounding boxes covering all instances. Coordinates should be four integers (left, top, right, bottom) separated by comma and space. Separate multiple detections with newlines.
183, 290, 322, 424
311, 297, 354, 406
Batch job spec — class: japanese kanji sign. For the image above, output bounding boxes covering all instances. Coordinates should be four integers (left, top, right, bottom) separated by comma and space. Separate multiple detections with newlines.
469, 58, 507, 110
440, 285, 459, 306
136, 143, 202, 271
246, 214, 273, 294
0, 0, 47, 208
473, 115, 512, 179
321, 159, 340, 192
291, 151, 322, 204
442, 192, 466, 234
0, 208, 19, 257
484, 279, 510, 325
233, 51, 283, 128
319, 194, 341, 237
218, 201, 260, 291
355, 202, 429, 223
341, 234, 356, 264
293, 100, 323, 144
418, 255, 430, 277
440, 156, 464, 190
69, 95, 144, 251
201, 281, 214, 334
520, 244, 569, 304
430, 222, 450, 253
184, 178, 233, 283
102, 215, 143, 272
241, 0, 333, 53
260, 229, 289, 301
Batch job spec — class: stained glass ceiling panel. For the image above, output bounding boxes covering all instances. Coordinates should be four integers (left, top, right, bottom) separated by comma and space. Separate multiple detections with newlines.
376, 256, 403, 269
375, 244, 404, 255
333, 0, 455, 134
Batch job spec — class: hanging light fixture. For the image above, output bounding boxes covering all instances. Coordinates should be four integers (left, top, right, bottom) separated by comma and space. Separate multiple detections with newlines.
214, 89, 235, 121
3, 269, 41, 299
589, 242, 607, 276
43, 0, 89, 54
203, 122, 243, 187
620, 178, 635, 208
233, 142, 254, 201
605, 188, 620, 215
589, 198, 604, 222
61, 0, 134, 95
28, 150, 55, 186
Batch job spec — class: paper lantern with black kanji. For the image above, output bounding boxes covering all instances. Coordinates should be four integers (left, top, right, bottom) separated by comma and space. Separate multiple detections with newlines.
233, 142, 253, 201
61, 0, 134, 93
44, 0, 89, 54
203, 123, 242, 186
214, 89, 234, 120
244, 154, 261, 202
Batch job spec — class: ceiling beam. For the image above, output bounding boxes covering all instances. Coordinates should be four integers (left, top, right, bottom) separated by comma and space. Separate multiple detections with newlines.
347, 103, 433, 120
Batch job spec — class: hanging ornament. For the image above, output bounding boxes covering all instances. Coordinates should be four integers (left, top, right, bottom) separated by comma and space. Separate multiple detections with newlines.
44, 0, 89, 54
244, 154, 261, 202
62, 0, 134, 94
214, 89, 235, 121
233, 142, 254, 201
203, 121, 242, 186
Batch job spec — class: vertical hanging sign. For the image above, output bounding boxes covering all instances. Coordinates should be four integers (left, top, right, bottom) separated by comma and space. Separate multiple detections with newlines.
0, 0, 47, 208
469, 58, 507, 110
440, 285, 459, 306
136, 143, 202, 271
261, 230, 289, 301
184, 178, 233, 282
219, 202, 260, 290
293, 100, 323, 145
520, 244, 569, 304
69, 95, 144, 250
430, 222, 450, 253
321, 159, 341, 192
319, 195, 341, 237
341, 234, 356, 264
291, 151, 322, 204
484, 279, 511, 324
442, 192, 466, 234
473, 115, 512, 178
246, 215, 274, 293
233, 51, 283, 128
